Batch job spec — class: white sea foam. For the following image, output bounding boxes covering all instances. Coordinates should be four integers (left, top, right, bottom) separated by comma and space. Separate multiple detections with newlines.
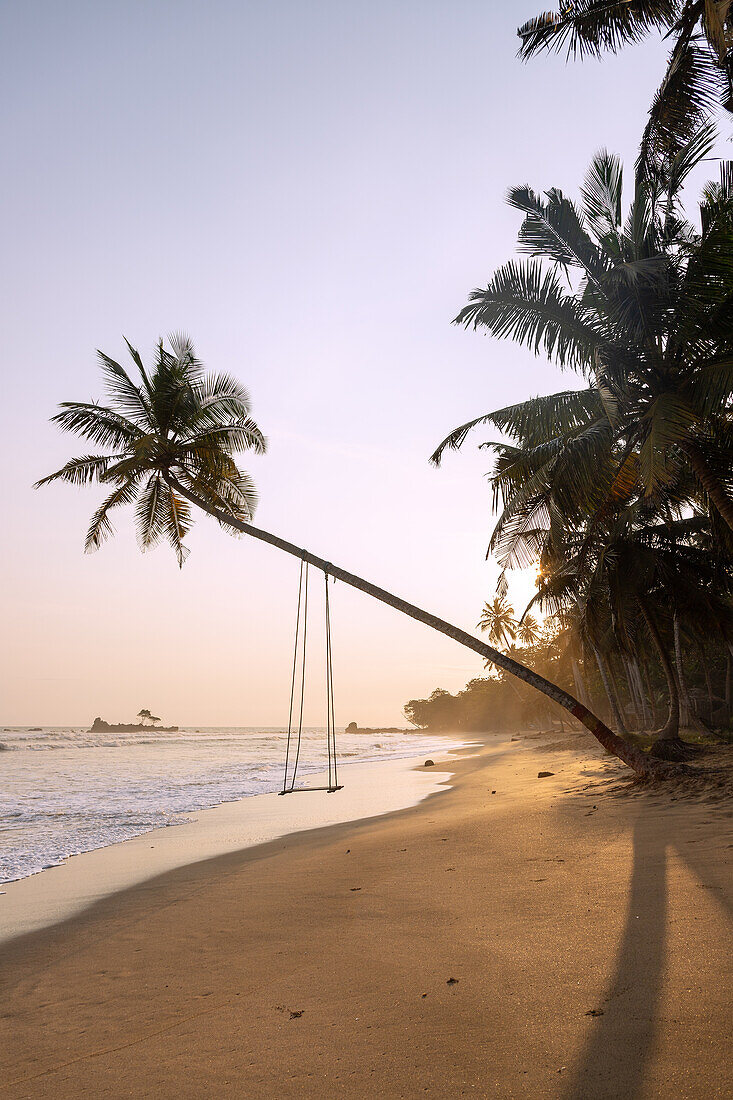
0, 726, 451, 883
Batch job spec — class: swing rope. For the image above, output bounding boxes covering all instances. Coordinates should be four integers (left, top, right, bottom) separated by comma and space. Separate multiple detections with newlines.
281, 557, 308, 794
325, 570, 338, 791
280, 562, 341, 794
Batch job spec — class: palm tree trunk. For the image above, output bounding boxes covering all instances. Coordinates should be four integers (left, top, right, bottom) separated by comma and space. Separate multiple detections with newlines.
697, 638, 714, 723
629, 656, 652, 730
673, 613, 691, 728
594, 647, 627, 734
621, 654, 642, 730
639, 599, 681, 750
726, 647, 732, 722
674, 616, 710, 733
168, 474, 666, 778
571, 655, 590, 709
639, 649, 659, 727
684, 441, 733, 531
608, 654, 632, 728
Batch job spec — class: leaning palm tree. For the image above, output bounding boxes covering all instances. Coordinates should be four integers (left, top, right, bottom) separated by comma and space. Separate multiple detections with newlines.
518, 2, 733, 152
36, 335, 667, 778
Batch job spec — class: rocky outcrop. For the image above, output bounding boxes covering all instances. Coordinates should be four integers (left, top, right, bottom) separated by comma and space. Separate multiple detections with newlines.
345, 722, 413, 734
90, 717, 179, 733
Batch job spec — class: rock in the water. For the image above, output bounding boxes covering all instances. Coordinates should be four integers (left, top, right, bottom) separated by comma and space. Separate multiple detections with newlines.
537, 771, 554, 778
424, 759, 435, 767
511, 736, 520, 741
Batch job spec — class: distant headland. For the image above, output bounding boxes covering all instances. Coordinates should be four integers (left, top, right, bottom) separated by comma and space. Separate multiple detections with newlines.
90, 709, 178, 733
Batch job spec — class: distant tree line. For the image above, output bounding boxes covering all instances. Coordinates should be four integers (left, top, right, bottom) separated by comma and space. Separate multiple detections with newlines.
405, 602, 733, 736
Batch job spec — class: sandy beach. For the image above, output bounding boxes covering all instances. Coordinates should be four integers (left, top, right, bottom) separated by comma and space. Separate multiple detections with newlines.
1, 733, 731, 1099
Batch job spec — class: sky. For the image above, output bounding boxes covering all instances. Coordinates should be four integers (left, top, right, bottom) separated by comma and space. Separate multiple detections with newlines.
1, 1, 682, 726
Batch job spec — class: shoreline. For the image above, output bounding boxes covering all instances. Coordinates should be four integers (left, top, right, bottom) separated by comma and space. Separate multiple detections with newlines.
0, 743, 473, 946
2, 732, 730, 1098
2, 724, 457, 886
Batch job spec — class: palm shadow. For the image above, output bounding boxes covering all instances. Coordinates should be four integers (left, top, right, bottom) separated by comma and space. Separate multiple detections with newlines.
564, 786, 731, 1100
564, 808, 667, 1100
671, 825, 732, 922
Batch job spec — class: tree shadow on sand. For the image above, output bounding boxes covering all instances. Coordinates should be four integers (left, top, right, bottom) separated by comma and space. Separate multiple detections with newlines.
564, 794, 731, 1100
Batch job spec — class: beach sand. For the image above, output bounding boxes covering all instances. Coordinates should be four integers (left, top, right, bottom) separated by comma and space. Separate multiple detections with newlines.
1, 733, 731, 1099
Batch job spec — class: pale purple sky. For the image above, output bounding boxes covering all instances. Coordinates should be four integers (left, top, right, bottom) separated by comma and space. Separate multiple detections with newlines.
2, 2, 675, 726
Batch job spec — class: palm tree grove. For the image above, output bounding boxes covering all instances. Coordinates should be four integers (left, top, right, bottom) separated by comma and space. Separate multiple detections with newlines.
422, 131, 733, 762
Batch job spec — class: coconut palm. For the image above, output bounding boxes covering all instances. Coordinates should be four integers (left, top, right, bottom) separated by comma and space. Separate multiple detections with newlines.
433, 137, 733, 534
517, 613, 543, 647
36, 335, 665, 778
477, 596, 518, 647
518, 2, 733, 152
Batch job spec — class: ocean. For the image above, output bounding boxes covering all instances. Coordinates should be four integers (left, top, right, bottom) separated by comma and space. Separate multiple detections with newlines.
0, 725, 449, 884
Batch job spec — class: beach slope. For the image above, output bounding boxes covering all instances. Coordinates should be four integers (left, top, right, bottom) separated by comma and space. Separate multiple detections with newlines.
1, 736, 731, 1099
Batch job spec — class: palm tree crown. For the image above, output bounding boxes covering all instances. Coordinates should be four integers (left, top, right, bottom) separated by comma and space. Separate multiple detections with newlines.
433, 133, 733, 537
477, 596, 518, 648
36, 334, 266, 566
517, 613, 543, 647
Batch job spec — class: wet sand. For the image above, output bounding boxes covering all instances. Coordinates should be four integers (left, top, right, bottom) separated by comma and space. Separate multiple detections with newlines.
1, 734, 731, 1098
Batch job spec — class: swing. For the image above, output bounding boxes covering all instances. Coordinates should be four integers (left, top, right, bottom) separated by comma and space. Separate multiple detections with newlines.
280, 558, 343, 794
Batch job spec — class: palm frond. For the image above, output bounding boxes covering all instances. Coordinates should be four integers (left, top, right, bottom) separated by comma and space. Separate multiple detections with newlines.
638, 392, 700, 492
97, 350, 151, 424
665, 121, 718, 202
85, 477, 140, 553
518, 1, 677, 60
193, 372, 254, 422
508, 186, 605, 285
639, 32, 721, 167
181, 421, 266, 456
123, 338, 153, 398
168, 331, 203, 378
51, 402, 141, 450
684, 357, 733, 417
580, 150, 623, 243
135, 473, 168, 552
454, 260, 605, 372
34, 454, 117, 488
430, 388, 602, 465
162, 485, 192, 568
176, 463, 258, 522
